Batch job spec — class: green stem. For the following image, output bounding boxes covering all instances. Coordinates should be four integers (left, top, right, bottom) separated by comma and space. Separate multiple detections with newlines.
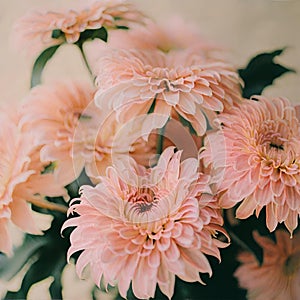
156, 126, 166, 155
78, 44, 93, 76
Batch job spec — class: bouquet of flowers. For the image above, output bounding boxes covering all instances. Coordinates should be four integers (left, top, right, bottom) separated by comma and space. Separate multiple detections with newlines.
0, 1, 299, 299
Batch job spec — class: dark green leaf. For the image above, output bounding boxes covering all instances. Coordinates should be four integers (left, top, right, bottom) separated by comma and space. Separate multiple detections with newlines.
177, 114, 198, 136
147, 99, 156, 114
239, 48, 295, 98
41, 162, 57, 174
51, 29, 64, 39
76, 27, 108, 47
0, 235, 47, 281
115, 25, 129, 30
31, 45, 61, 88
3, 207, 70, 299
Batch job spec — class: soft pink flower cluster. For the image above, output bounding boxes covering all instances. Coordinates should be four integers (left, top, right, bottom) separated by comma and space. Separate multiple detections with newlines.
201, 96, 300, 235
5, 1, 300, 299
63, 148, 228, 299
13, 0, 146, 56
0, 108, 66, 254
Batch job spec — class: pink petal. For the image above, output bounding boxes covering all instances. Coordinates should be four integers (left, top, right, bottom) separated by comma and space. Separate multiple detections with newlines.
0, 219, 12, 255
9, 199, 41, 234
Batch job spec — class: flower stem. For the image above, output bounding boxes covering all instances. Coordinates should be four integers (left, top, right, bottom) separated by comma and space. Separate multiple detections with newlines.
29, 198, 68, 214
156, 125, 166, 155
78, 44, 93, 77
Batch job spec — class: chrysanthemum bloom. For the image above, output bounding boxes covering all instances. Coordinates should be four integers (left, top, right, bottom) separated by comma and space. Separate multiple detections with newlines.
21, 81, 97, 185
12, 10, 65, 56
62, 147, 228, 299
234, 230, 300, 300
0, 113, 66, 254
21, 81, 158, 185
80, 112, 160, 184
95, 48, 242, 136
13, 0, 145, 56
201, 96, 300, 235
88, 17, 220, 62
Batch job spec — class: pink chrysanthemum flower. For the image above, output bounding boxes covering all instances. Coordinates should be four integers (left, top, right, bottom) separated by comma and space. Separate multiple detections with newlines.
80, 112, 159, 184
21, 81, 159, 185
234, 230, 300, 300
62, 147, 228, 299
13, 0, 145, 56
21, 81, 97, 185
0, 112, 66, 254
95, 49, 242, 136
12, 10, 64, 56
89, 16, 219, 56
201, 96, 300, 235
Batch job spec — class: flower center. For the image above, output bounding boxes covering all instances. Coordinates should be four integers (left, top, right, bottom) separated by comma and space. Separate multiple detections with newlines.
269, 142, 284, 151
254, 119, 298, 166
128, 187, 158, 214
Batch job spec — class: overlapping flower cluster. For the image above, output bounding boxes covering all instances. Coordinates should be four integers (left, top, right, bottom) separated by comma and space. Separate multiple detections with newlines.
1, 0, 299, 299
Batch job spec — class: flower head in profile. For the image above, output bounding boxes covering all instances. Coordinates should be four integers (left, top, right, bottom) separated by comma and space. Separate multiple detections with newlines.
21, 81, 97, 185
0, 110, 66, 254
95, 49, 242, 136
13, 0, 146, 56
201, 96, 300, 235
234, 230, 300, 300
63, 147, 228, 299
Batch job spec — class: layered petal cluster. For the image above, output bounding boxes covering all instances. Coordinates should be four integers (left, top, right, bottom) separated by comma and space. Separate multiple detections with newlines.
13, 0, 145, 56
21, 81, 159, 185
95, 49, 242, 136
234, 230, 300, 300
201, 96, 300, 234
0, 112, 66, 254
21, 81, 97, 185
63, 147, 228, 299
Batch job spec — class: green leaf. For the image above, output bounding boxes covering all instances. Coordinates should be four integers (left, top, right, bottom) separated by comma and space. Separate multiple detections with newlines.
3, 207, 70, 299
147, 99, 156, 114
0, 235, 47, 281
177, 114, 198, 136
76, 27, 108, 47
51, 29, 64, 39
239, 48, 295, 98
31, 45, 61, 88
41, 162, 57, 174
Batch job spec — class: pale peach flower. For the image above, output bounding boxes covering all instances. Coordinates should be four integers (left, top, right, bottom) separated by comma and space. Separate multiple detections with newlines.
95, 49, 242, 136
62, 147, 228, 299
13, 0, 145, 56
20, 81, 97, 185
234, 230, 300, 300
201, 96, 300, 235
20, 81, 159, 185
12, 11, 65, 56
0, 111, 66, 254
88, 16, 220, 63
80, 112, 161, 184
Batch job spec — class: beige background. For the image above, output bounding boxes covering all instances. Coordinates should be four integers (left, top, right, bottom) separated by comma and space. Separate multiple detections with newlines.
0, 0, 300, 299
0, 0, 300, 103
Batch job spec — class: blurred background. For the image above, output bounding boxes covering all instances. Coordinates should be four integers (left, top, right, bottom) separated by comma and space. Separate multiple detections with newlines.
0, 0, 300, 104
0, 0, 299, 299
